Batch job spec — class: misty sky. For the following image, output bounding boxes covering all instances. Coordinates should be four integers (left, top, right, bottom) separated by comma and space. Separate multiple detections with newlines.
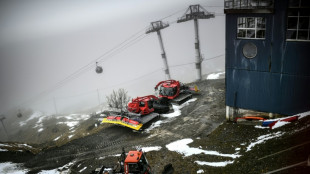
0, 0, 225, 114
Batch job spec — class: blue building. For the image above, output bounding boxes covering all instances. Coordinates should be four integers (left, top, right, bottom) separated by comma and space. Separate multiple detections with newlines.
224, 0, 310, 120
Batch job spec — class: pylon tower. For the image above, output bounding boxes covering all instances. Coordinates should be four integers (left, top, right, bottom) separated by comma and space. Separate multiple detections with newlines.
177, 4, 214, 81
146, 21, 171, 80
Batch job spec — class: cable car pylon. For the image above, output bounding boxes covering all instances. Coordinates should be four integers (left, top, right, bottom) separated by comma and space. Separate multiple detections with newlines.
146, 21, 171, 80
177, 4, 215, 81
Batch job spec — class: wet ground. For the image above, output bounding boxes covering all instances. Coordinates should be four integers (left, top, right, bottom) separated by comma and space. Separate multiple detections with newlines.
1, 78, 310, 174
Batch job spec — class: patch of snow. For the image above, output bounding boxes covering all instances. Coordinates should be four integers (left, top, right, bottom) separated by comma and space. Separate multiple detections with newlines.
19, 111, 44, 127
141, 146, 162, 152
207, 72, 225, 80
0, 143, 11, 147
37, 161, 74, 173
145, 120, 170, 132
197, 169, 204, 173
54, 136, 61, 141
146, 99, 197, 132
161, 98, 197, 118
166, 138, 240, 158
196, 137, 201, 139
0, 148, 8, 151
38, 169, 59, 174
297, 110, 310, 119
95, 123, 97, 127
235, 148, 240, 151
79, 167, 87, 173
195, 160, 234, 167
38, 128, 44, 132
0, 162, 29, 174
246, 132, 284, 152
68, 135, 74, 139
58, 121, 79, 128
272, 121, 290, 129
240, 143, 246, 146
255, 125, 269, 129
18, 144, 32, 148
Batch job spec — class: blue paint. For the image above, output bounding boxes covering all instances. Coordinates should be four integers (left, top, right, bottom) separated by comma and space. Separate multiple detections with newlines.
225, 0, 310, 115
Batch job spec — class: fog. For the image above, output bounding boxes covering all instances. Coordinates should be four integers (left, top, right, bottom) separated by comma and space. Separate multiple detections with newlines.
0, 0, 225, 115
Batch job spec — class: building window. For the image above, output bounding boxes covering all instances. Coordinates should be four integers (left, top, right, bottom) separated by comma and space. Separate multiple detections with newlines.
237, 17, 266, 39
286, 0, 310, 41
225, 0, 274, 9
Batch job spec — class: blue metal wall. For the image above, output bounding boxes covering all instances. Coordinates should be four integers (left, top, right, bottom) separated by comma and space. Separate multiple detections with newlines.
225, 0, 310, 115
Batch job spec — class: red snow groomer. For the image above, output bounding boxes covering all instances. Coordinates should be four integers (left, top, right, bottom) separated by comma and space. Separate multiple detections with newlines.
155, 80, 199, 105
102, 95, 169, 130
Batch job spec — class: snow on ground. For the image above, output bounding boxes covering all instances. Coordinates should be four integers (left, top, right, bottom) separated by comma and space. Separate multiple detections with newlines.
140, 146, 162, 152
161, 98, 197, 118
298, 110, 310, 119
0, 143, 10, 147
166, 138, 240, 158
0, 162, 29, 174
145, 98, 197, 132
195, 161, 234, 167
246, 132, 284, 152
79, 167, 87, 173
54, 136, 61, 141
272, 121, 290, 129
166, 138, 240, 167
197, 169, 204, 173
17, 144, 32, 148
19, 111, 44, 127
206, 72, 225, 80
38, 161, 74, 174
57, 114, 90, 129
38, 169, 59, 174
254, 125, 269, 129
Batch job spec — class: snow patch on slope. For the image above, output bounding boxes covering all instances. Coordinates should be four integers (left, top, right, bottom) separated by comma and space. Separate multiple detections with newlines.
0, 162, 29, 174
207, 72, 225, 80
166, 138, 240, 158
145, 98, 197, 132
246, 132, 284, 152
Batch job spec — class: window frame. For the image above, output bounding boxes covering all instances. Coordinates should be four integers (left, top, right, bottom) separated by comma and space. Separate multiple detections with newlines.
286, 0, 310, 42
237, 17, 266, 40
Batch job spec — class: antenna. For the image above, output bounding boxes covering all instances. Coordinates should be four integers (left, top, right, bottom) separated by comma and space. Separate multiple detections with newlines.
177, 4, 215, 81
146, 21, 171, 80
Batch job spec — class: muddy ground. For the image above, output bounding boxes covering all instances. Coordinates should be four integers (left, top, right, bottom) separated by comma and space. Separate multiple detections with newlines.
1, 78, 310, 174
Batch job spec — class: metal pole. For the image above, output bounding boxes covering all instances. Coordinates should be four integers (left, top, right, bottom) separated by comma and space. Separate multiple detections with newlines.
53, 97, 58, 115
156, 30, 171, 80
97, 89, 101, 105
194, 18, 202, 81
0, 117, 8, 139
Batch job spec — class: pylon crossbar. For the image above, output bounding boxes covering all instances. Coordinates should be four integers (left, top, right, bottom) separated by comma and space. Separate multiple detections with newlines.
146, 21, 169, 34
177, 4, 215, 23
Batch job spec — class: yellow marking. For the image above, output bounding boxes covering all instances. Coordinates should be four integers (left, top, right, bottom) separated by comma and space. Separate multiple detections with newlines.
102, 118, 143, 130
194, 85, 200, 92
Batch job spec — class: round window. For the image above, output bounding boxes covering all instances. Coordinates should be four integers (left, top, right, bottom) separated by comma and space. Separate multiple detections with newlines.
242, 42, 257, 59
